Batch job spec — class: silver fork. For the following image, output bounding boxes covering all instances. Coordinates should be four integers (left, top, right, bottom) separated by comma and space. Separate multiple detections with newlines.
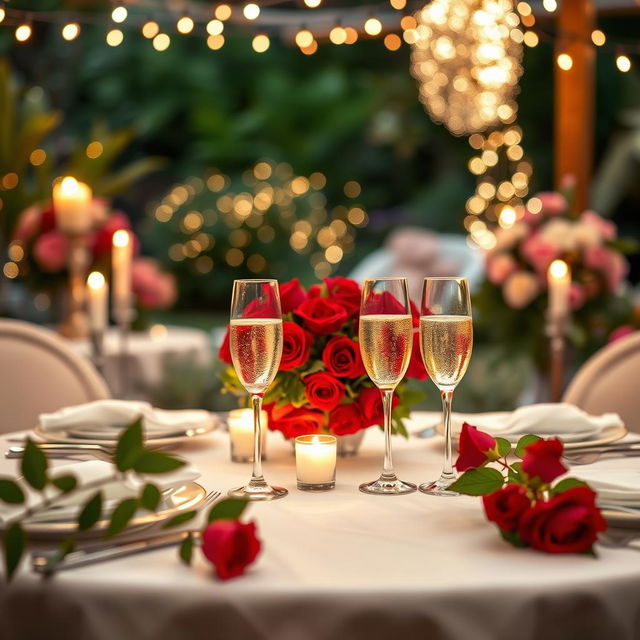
5, 443, 115, 462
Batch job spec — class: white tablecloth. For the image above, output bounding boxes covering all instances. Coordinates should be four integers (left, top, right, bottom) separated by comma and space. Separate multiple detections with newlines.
1, 414, 640, 640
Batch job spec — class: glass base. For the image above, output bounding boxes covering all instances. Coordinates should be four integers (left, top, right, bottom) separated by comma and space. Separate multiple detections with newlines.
297, 480, 335, 491
359, 475, 417, 495
419, 475, 458, 497
228, 480, 288, 501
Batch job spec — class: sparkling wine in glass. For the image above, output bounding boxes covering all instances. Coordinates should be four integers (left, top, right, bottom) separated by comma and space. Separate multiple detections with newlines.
358, 278, 417, 495
228, 279, 287, 501
419, 277, 473, 496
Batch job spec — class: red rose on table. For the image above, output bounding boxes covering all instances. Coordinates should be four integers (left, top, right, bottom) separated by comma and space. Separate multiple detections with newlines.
267, 404, 324, 438
522, 438, 567, 483
329, 402, 364, 436
218, 326, 232, 364
308, 284, 322, 298
295, 298, 348, 335
517, 486, 607, 554
483, 485, 531, 532
280, 321, 313, 371
324, 277, 361, 317
279, 278, 307, 313
405, 331, 428, 380
455, 423, 496, 472
357, 385, 398, 427
201, 519, 261, 580
304, 372, 345, 411
322, 335, 366, 378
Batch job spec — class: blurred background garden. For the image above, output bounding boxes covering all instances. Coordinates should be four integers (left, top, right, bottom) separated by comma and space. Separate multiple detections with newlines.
1, 0, 639, 416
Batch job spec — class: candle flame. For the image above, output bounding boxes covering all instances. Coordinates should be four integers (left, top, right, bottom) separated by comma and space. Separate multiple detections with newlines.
59, 176, 80, 196
113, 229, 130, 248
548, 259, 569, 280
87, 271, 105, 290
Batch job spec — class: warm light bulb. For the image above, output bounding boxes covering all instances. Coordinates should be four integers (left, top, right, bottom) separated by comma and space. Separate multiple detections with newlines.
111, 6, 128, 23
390, 0, 407, 8
364, 17, 382, 36
60, 176, 80, 196
0, 7, 5, 23
616, 54, 631, 72
252, 33, 270, 52
329, 26, 347, 45
215, 4, 232, 20
557, 53, 573, 70
542, 0, 557, 11
106, 29, 124, 46
176, 16, 194, 34
153, 33, 170, 51
295, 29, 314, 48
243, 3, 260, 20
523, 30, 538, 47
113, 229, 130, 248
207, 19, 224, 35
61, 22, 80, 41
591, 29, 606, 46
384, 33, 402, 50
304, 0, 322, 6
15, 24, 32, 42
142, 20, 159, 38
87, 271, 106, 290
549, 259, 568, 279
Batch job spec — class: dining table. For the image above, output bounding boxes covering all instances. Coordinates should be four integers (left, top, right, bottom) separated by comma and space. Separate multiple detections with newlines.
0, 413, 639, 640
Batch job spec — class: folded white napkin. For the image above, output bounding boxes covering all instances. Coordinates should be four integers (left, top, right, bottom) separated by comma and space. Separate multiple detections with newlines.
452, 403, 623, 443
39, 400, 215, 439
572, 459, 640, 507
0, 460, 201, 524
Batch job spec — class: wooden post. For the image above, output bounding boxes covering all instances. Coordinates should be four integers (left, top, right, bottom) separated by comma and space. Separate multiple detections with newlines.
554, 0, 595, 211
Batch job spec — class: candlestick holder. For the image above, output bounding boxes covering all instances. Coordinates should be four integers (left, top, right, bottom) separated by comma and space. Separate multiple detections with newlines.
89, 328, 106, 379
545, 310, 569, 402
58, 233, 90, 339
116, 317, 131, 399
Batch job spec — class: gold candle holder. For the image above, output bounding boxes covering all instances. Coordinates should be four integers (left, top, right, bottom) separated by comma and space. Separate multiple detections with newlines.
58, 233, 90, 339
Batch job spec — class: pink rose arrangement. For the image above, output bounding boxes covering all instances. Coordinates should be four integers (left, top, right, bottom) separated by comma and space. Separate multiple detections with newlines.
219, 277, 426, 440
450, 423, 607, 554
11, 200, 176, 312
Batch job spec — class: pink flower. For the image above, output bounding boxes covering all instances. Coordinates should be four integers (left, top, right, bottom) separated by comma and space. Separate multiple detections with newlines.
502, 271, 540, 309
486, 253, 518, 285
33, 231, 68, 272
569, 283, 586, 311
536, 192, 567, 218
92, 212, 134, 260
608, 325, 635, 344
521, 233, 558, 274
584, 247, 628, 292
132, 258, 177, 309
580, 211, 616, 241
12, 205, 42, 243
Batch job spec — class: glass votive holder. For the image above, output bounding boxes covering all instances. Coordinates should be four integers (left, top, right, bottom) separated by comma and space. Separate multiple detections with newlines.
295, 434, 337, 491
228, 409, 268, 463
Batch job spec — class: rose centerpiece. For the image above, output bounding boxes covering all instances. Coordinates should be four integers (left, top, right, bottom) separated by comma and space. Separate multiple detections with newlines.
219, 277, 426, 449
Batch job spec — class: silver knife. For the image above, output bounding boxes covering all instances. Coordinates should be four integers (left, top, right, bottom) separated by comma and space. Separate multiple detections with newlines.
32, 530, 200, 574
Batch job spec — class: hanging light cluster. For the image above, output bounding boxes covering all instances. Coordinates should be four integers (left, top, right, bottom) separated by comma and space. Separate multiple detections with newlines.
409, 0, 523, 136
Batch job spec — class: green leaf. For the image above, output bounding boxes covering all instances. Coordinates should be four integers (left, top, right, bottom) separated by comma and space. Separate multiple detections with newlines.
51, 475, 77, 494
207, 498, 248, 523
115, 418, 144, 472
495, 437, 512, 458
508, 461, 527, 485
179, 534, 194, 565
448, 467, 505, 496
3, 523, 25, 580
499, 528, 528, 548
140, 483, 161, 511
551, 478, 588, 496
78, 491, 103, 531
106, 499, 139, 537
162, 510, 197, 529
20, 439, 48, 491
515, 434, 542, 458
132, 451, 185, 474
0, 479, 24, 504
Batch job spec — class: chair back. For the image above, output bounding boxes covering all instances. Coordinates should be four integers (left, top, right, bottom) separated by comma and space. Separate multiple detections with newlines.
564, 331, 640, 433
0, 319, 110, 433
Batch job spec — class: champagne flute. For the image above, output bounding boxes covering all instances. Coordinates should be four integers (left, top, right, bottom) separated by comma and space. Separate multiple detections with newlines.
419, 277, 473, 496
358, 278, 417, 495
228, 279, 287, 501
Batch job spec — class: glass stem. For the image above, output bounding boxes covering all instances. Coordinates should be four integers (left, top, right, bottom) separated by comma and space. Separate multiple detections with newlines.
381, 389, 396, 479
250, 394, 264, 483
441, 390, 455, 480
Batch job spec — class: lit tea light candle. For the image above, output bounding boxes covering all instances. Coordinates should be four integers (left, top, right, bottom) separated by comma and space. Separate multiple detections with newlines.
86, 271, 108, 332
228, 408, 268, 463
53, 176, 92, 235
295, 434, 337, 491
548, 259, 570, 318
112, 229, 132, 325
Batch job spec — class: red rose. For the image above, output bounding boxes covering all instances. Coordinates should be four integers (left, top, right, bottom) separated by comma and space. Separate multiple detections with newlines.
279, 278, 308, 313
322, 335, 366, 378
324, 277, 361, 317
218, 326, 232, 364
362, 290, 406, 315
483, 485, 531, 532
201, 519, 261, 580
308, 284, 322, 298
329, 402, 365, 436
357, 386, 398, 427
454, 423, 496, 472
522, 438, 567, 484
295, 298, 348, 335
304, 372, 345, 411
92, 212, 133, 259
405, 331, 428, 380
266, 404, 324, 439
518, 486, 607, 554
280, 321, 313, 371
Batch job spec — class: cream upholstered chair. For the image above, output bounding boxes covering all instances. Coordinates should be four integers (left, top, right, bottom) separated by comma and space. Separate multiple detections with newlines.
563, 331, 640, 433
0, 319, 110, 433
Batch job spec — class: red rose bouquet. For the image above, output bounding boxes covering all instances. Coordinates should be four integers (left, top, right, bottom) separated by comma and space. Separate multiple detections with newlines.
219, 277, 426, 440
450, 423, 607, 554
